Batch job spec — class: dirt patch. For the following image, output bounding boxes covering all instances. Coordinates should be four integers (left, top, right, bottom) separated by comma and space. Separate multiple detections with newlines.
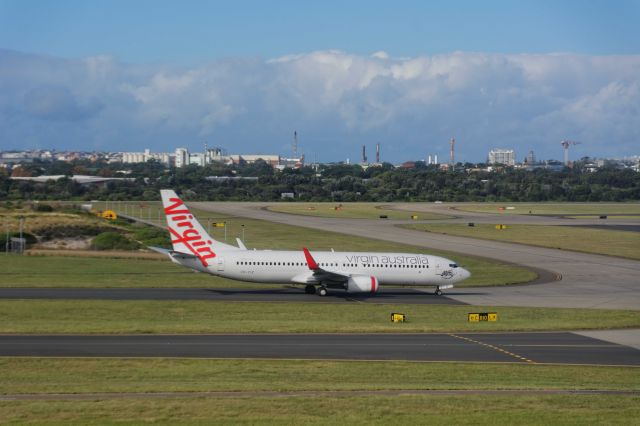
37, 237, 93, 250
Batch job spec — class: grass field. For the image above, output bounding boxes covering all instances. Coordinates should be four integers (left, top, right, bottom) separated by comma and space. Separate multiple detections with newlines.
401, 223, 640, 260
266, 202, 451, 220
1, 358, 639, 424
452, 202, 640, 216
3, 394, 638, 425
1, 300, 638, 333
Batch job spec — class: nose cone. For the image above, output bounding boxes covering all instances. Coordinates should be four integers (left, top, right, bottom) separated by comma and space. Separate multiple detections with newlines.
458, 267, 471, 282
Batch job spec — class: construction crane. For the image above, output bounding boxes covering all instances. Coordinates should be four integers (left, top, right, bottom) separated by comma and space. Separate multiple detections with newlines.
560, 140, 581, 165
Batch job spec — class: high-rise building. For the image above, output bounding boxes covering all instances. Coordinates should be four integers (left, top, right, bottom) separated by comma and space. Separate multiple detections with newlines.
525, 150, 536, 164
175, 148, 188, 168
488, 149, 516, 166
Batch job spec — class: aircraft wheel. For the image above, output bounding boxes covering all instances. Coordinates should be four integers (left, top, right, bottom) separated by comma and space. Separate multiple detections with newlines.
435, 289, 443, 296
318, 287, 328, 297
305, 285, 316, 294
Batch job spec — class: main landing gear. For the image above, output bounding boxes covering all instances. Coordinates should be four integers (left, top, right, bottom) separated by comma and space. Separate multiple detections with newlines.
434, 287, 443, 296
305, 284, 328, 296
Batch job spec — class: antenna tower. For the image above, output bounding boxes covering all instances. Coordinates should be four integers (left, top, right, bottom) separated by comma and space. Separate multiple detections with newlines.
449, 137, 455, 166
376, 143, 380, 163
293, 131, 298, 157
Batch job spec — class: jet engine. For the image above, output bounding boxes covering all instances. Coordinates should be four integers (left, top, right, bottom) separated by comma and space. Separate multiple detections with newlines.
346, 276, 379, 294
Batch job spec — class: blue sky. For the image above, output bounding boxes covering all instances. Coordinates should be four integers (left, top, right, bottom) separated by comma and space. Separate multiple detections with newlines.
1, 1, 639, 162
2, 1, 639, 61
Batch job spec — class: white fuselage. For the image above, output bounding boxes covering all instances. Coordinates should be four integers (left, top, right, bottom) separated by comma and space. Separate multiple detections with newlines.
157, 189, 471, 294
175, 249, 470, 287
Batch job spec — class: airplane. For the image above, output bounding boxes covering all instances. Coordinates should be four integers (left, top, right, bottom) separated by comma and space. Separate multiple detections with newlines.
151, 189, 471, 296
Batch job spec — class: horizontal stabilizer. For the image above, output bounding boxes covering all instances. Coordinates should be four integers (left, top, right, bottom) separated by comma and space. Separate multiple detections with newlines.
169, 250, 199, 260
236, 238, 247, 250
148, 246, 171, 255
148, 246, 198, 260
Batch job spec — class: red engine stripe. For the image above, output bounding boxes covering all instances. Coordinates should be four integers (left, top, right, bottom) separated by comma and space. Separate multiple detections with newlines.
370, 276, 377, 293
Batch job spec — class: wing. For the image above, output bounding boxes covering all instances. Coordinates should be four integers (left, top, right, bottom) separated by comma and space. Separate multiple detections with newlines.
303, 247, 349, 283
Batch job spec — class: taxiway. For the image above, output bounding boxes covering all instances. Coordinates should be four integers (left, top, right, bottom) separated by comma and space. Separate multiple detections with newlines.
1, 332, 638, 366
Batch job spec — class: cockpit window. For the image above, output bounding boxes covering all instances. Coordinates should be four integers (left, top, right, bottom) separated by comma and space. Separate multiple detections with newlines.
449, 263, 459, 268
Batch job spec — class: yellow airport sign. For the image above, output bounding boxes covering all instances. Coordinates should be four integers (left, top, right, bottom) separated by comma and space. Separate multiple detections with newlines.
391, 313, 406, 323
214, 222, 226, 227
495, 224, 507, 230
468, 312, 498, 322
101, 210, 117, 220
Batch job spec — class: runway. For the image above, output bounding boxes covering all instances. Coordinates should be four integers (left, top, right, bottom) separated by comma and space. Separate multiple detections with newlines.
0, 287, 464, 304
2, 332, 638, 366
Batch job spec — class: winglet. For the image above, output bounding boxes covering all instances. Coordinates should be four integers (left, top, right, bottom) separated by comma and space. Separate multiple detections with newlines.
303, 247, 319, 270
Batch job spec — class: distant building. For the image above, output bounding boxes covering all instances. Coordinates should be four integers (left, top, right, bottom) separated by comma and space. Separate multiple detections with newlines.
0, 152, 35, 165
488, 149, 516, 166
175, 148, 188, 168
226, 154, 280, 167
172, 147, 284, 168
188, 152, 207, 167
122, 148, 172, 166
278, 155, 305, 169
525, 150, 536, 165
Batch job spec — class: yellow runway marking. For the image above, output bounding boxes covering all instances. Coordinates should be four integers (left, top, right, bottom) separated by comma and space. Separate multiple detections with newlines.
449, 334, 536, 364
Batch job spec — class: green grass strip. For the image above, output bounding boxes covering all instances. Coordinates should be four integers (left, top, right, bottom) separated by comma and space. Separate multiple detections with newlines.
1, 300, 638, 333
2, 358, 639, 394
453, 202, 640, 216
402, 223, 640, 260
2, 394, 639, 425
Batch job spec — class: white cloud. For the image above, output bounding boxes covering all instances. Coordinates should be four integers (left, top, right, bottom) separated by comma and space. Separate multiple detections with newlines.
371, 51, 389, 60
0, 48, 639, 161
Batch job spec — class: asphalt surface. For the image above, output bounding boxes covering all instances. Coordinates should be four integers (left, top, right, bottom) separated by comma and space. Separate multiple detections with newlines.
567, 224, 640, 233
192, 201, 640, 310
0, 287, 464, 304
1, 332, 638, 366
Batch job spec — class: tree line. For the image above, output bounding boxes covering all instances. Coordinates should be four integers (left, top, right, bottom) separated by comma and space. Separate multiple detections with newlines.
1, 158, 638, 202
